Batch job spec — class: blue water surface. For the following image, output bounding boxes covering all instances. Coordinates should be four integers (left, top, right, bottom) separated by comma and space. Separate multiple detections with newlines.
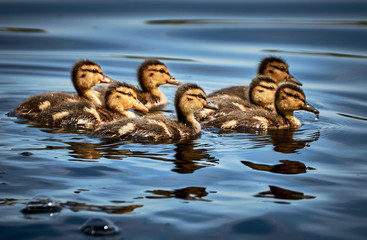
0, 0, 367, 239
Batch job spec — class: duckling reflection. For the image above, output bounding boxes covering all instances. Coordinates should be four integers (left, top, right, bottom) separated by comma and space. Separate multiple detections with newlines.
268, 128, 320, 153
242, 160, 315, 174
9, 60, 112, 118
93, 83, 218, 142
204, 83, 319, 131
255, 185, 315, 201
60, 201, 143, 214
145, 186, 210, 201
173, 140, 218, 174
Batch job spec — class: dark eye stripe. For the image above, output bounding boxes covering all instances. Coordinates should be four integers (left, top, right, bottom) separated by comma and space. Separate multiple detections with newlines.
81, 68, 103, 75
270, 65, 289, 74
187, 93, 206, 100
284, 91, 305, 103
116, 90, 136, 99
259, 84, 275, 90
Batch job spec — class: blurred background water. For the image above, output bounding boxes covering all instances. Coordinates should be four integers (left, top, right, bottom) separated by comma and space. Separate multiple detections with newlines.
1, 0, 367, 239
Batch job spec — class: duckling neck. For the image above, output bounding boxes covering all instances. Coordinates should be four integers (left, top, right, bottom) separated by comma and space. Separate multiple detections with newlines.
110, 105, 136, 118
178, 113, 201, 134
81, 89, 102, 106
282, 112, 301, 128
149, 88, 165, 100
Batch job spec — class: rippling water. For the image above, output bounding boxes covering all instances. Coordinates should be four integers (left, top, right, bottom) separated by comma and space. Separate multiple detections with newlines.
1, 0, 367, 239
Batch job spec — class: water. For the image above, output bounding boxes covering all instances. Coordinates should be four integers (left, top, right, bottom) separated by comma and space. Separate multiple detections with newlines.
1, 0, 367, 239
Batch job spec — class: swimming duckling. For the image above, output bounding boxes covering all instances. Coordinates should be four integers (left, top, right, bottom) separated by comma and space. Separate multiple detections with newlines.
28, 82, 148, 130
95, 59, 180, 111
196, 75, 278, 122
136, 59, 180, 110
93, 83, 218, 142
9, 60, 112, 118
208, 56, 301, 102
204, 83, 319, 131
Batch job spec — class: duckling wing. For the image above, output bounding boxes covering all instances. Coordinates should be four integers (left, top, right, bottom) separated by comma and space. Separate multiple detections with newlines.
209, 86, 249, 102
28, 102, 103, 129
204, 109, 285, 131
10, 92, 75, 118
94, 116, 192, 142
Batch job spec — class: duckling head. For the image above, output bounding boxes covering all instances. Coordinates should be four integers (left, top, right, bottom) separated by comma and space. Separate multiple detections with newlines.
71, 60, 112, 104
175, 83, 218, 124
137, 59, 180, 93
275, 83, 319, 127
105, 82, 149, 117
249, 75, 277, 111
258, 56, 302, 86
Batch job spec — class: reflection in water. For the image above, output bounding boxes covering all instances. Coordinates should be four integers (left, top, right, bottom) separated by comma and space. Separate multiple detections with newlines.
255, 185, 316, 202
61, 201, 143, 214
0, 27, 46, 33
173, 141, 218, 174
146, 187, 210, 201
242, 160, 315, 174
267, 129, 320, 153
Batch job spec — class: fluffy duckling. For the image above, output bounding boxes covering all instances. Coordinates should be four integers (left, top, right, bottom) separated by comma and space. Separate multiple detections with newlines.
196, 75, 278, 122
136, 59, 180, 110
208, 56, 301, 101
28, 82, 148, 130
204, 83, 319, 131
95, 59, 180, 111
93, 83, 218, 142
9, 60, 111, 118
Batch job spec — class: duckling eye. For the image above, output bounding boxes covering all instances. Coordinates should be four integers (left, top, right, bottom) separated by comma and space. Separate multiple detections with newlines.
92, 69, 99, 73
159, 68, 165, 73
269, 86, 275, 90
127, 92, 133, 97
279, 67, 285, 71
294, 93, 299, 99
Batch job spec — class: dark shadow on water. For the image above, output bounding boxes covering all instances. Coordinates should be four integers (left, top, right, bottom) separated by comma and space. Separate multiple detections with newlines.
255, 185, 316, 204
0, 27, 46, 33
145, 186, 211, 201
242, 160, 316, 175
60, 201, 143, 215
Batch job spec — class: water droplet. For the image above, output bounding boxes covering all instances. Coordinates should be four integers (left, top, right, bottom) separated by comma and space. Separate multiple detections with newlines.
21, 195, 61, 214
315, 114, 319, 121
80, 217, 119, 236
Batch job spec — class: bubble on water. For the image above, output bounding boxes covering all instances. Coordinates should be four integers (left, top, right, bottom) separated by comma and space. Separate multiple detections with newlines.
80, 217, 119, 236
21, 195, 61, 214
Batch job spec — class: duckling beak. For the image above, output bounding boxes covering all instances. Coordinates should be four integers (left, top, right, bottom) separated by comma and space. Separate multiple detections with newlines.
100, 75, 113, 84
166, 77, 181, 86
203, 100, 219, 110
133, 99, 149, 113
301, 102, 319, 115
289, 76, 302, 86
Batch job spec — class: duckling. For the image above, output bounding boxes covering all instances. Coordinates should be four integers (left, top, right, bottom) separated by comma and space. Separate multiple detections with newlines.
136, 59, 180, 110
27, 82, 148, 130
95, 59, 180, 111
196, 75, 278, 122
93, 83, 218, 142
196, 56, 301, 121
9, 60, 112, 118
204, 83, 319, 131
208, 56, 301, 101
